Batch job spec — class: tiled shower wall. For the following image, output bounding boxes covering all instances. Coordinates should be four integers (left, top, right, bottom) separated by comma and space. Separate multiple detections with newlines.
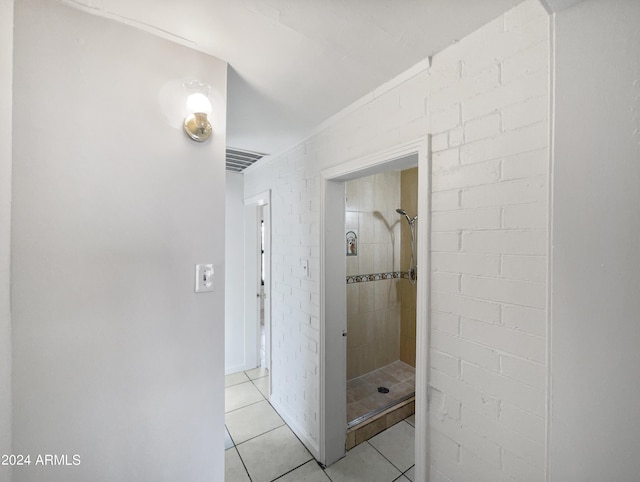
399, 168, 418, 367
345, 171, 401, 379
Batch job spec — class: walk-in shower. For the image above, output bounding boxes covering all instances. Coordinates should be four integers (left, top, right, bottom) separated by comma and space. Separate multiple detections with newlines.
396, 208, 417, 285
345, 168, 418, 446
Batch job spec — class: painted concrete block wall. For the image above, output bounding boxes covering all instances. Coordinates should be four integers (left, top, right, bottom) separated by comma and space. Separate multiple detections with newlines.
550, 1, 640, 480
0, 0, 13, 478
244, 0, 550, 474
11, 2, 227, 481
428, 1, 549, 480
244, 65, 430, 455
245, 151, 324, 452
345, 171, 402, 379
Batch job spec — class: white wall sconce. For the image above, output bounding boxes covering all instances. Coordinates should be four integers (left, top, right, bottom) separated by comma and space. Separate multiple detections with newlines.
183, 81, 213, 142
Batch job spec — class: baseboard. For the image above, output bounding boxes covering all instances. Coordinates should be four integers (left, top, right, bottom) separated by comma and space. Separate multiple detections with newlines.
270, 397, 321, 460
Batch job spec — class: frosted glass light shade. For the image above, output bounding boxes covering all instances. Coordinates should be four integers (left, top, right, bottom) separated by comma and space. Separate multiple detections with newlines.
186, 92, 212, 115
184, 91, 213, 141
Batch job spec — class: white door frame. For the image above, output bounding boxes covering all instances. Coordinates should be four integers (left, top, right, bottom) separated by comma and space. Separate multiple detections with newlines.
245, 190, 272, 381
319, 137, 431, 476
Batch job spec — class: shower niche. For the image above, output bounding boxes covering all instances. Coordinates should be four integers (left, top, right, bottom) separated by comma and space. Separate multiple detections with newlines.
344, 167, 418, 448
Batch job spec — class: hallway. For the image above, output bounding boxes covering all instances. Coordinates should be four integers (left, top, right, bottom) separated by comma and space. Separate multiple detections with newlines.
225, 369, 416, 482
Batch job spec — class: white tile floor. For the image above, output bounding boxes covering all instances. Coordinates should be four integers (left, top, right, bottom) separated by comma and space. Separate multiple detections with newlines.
225, 368, 415, 482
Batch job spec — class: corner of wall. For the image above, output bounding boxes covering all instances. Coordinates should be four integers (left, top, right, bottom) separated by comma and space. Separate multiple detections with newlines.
225, 171, 251, 373
537, 0, 554, 15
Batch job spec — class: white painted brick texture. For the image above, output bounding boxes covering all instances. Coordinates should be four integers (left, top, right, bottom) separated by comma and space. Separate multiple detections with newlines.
244, 41, 430, 456
429, 0, 549, 480
245, 0, 549, 478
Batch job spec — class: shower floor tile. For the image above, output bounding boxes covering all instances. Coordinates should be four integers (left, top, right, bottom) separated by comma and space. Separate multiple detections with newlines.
380, 360, 416, 382
347, 360, 415, 424
347, 402, 369, 422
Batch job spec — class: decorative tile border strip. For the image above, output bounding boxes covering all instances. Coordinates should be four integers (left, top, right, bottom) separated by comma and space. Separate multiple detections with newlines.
346, 271, 413, 284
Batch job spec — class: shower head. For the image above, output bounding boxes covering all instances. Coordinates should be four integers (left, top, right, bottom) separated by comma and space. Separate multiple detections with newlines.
396, 208, 417, 225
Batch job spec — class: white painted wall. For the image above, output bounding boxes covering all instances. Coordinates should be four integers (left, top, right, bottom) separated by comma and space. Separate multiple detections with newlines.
225, 172, 251, 373
245, 0, 550, 478
549, 1, 640, 480
11, 1, 226, 481
0, 0, 13, 480
427, 2, 550, 480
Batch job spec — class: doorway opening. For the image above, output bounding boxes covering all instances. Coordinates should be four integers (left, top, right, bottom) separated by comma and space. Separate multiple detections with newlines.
320, 138, 430, 471
244, 190, 272, 391
259, 215, 266, 368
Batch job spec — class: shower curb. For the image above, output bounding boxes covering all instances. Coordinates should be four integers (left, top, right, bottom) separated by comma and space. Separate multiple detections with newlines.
345, 396, 415, 450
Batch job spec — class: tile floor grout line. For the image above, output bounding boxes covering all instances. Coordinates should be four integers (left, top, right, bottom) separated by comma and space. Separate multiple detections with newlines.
231, 445, 253, 482
401, 464, 415, 481
365, 420, 415, 475
234, 423, 316, 481
248, 377, 268, 397
225, 381, 250, 389
225, 371, 270, 481
247, 374, 269, 380
225, 395, 268, 414
223, 369, 268, 388
226, 417, 287, 450
268, 458, 316, 481
225, 423, 238, 448
321, 464, 335, 482
244, 368, 269, 380
225, 378, 263, 393
261, 404, 328, 482
228, 372, 287, 434
231, 419, 286, 447
224, 376, 251, 388
365, 440, 405, 477
404, 414, 416, 428
244, 379, 336, 482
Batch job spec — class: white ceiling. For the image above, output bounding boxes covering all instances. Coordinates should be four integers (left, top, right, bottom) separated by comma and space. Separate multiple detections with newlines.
62, 0, 525, 155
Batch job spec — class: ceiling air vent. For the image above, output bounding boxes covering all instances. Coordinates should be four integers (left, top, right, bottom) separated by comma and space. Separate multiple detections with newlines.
226, 148, 267, 172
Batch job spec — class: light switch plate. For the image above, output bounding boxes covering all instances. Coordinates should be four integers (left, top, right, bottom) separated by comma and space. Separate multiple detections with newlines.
195, 264, 215, 293
301, 258, 310, 278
